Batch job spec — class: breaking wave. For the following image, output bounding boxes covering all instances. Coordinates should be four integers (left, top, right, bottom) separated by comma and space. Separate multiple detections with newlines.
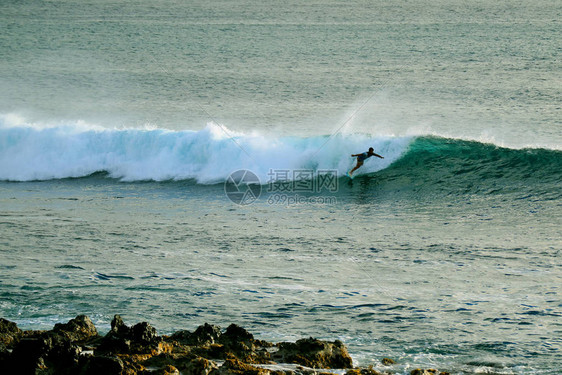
1, 118, 560, 196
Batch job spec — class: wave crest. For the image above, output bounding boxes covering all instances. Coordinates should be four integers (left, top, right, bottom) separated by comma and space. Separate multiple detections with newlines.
0, 121, 408, 183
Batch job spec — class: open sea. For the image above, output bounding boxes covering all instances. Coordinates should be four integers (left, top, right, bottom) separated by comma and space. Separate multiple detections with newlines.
1, 0, 561, 373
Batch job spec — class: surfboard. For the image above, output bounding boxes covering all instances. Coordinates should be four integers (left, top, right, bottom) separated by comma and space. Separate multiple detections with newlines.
346, 171, 354, 179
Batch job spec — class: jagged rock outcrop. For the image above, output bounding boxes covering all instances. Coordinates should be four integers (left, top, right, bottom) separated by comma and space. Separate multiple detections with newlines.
274, 337, 353, 369
0, 315, 451, 375
0, 318, 23, 347
97, 314, 170, 356
410, 369, 450, 375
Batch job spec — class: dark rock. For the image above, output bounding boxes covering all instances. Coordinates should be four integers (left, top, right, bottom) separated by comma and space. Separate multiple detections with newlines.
3, 319, 93, 374
96, 331, 132, 354
47, 334, 82, 365
211, 356, 269, 375
155, 364, 181, 375
222, 324, 254, 343
97, 315, 165, 356
169, 322, 222, 348
10, 336, 54, 372
9, 331, 82, 374
0, 342, 9, 370
168, 329, 191, 344
381, 358, 395, 365
132, 321, 158, 344
219, 324, 274, 364
193, 323, 222, 345
410, 369, 449, 375
82, 355, 124, 375
141, 352, 219, 374
110, 314, 131, 336
219, 324, 252, 355
193, 343, 228, 360
0, 341, 8, 355
346, 366, 383, 375
180, 356, 219, 375
168, 324, 272, 364
194, 323, 223, 346
143, 352, 177, 368
0, 317, 23, 348
53, 315, 98, 343
274, 338, 353, 369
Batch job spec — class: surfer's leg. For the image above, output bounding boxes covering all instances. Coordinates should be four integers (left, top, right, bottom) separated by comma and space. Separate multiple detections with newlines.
349, 161, 363, 175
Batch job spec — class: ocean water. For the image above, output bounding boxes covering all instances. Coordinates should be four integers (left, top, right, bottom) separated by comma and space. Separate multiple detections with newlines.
1, 0, 561, 374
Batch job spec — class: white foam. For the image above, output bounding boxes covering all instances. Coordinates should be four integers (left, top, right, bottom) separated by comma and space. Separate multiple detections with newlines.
0, 117, 412, 183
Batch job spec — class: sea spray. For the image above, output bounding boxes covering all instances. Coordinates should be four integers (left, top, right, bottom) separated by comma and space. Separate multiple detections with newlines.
0, 121, 409, 183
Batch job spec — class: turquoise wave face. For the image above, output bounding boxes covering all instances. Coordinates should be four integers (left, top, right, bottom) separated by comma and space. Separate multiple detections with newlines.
380, 136, 561, 186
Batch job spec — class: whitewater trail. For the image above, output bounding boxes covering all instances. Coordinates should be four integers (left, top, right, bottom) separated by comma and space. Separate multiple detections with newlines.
0, 120, 409, 183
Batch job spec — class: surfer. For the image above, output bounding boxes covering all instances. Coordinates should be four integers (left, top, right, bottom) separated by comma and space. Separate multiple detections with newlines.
349, 147, 384, 176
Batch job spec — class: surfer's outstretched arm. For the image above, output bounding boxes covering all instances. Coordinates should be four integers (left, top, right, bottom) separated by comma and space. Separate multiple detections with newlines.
373, 153, 384, 159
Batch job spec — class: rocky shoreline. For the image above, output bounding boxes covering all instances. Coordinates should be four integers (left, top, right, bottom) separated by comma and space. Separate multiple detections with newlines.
1, 315, 449, 375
